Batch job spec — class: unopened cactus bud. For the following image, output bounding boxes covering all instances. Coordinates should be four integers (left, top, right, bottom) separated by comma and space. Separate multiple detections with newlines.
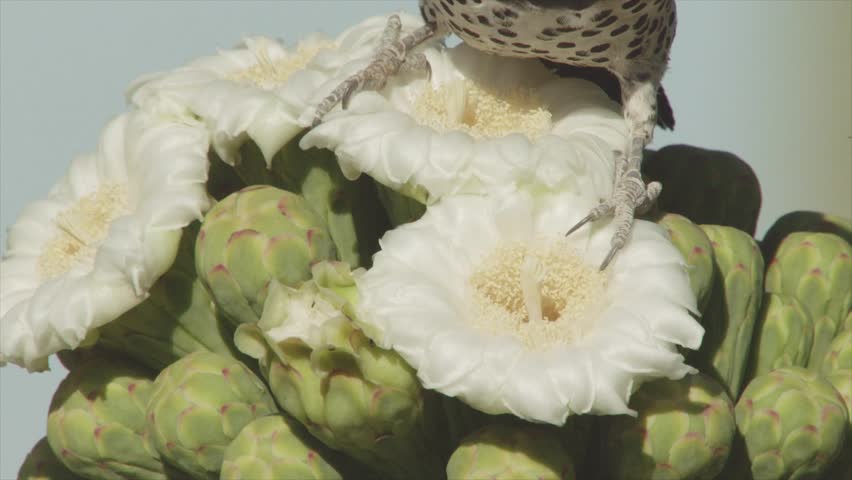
145, 352, 278, 480
46, 358, 169, 480
745, 293, 814, 381
765, 232, 851, 371
656, 213, 716, 313
601, 373, 736, 480
760, 210, 851, 262
196, 186, 337, 325
735, 367, 848, 479
235, 263, 444, 480
691, 225, 764, 397
447, 422, 576, 480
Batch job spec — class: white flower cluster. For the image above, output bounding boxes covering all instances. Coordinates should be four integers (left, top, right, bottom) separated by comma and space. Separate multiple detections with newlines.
1, 13, 702, 424
2, 13, 425, 371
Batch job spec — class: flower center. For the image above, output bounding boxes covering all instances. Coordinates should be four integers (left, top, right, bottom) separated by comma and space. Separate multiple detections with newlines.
38, 184, 130, 280
468, 238, 608, 350
227, 40, 335, 90
413, 79, 552, 140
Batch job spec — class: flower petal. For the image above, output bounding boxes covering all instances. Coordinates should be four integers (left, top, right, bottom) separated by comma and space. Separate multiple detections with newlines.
358, 189, 702, 424
301, 42, 626, 202
1, 110, 209, 371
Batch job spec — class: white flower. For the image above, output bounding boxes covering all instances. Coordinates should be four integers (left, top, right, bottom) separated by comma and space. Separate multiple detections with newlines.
260, 280, 344, 350
0, 110, 210, 371
128, 13, 430, 165
356, 188, 704, 424
301, 42, 627, 203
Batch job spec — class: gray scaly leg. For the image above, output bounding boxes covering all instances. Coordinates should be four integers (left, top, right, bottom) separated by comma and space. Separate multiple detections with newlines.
312, 15, 437, 126
566, 81, 662, 270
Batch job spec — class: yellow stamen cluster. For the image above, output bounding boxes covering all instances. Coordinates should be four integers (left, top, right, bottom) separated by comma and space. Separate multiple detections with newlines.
413, 79, 552, 140
468, 238, 608, 350
227, 41, 335, 89
38, 184, 129, 280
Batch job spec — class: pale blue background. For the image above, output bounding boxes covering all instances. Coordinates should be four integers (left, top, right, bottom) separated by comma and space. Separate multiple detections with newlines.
1, 1, 850, 477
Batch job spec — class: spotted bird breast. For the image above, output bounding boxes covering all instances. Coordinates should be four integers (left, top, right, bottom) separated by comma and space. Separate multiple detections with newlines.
419, 0, 676, 76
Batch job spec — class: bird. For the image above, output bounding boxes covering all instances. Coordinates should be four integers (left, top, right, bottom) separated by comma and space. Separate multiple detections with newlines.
313, 0, 678, 269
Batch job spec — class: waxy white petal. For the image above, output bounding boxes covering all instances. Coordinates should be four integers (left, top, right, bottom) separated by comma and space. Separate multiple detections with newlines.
1, 110, 210, 371
302, 42, 627, 203
357, 188, 703, 424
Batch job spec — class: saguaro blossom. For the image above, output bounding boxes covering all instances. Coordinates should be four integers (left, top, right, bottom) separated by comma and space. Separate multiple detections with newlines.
0, 110, 210, 371
129, 13, 432, 165
356, 188, 704, 424
302, 42, 628, 203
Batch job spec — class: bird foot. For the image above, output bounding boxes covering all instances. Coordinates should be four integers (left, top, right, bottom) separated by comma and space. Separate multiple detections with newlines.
565, 150, 661, 270
311, 15, 433, 127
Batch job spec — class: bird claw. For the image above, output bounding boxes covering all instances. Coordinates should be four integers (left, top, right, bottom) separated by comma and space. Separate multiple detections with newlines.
310, 15, 435, 128
599, 246, 620, 271
564, 202, 613, 238
565, 160, 661, 270
340, 80, 358, 111
310, 15, 405, 127
564, 214, 594, 237
311, 15, 437, 127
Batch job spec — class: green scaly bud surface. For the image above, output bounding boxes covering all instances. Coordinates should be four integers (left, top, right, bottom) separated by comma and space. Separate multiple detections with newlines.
735, 367, 848, 479
235, 263, 444, 480
691, 225, 764, 397
229, 137, 387, 268
601, 373, 736, 480
656, 213, 716, 314
220, 415, 356, 480
46, 358, 169, 480
821, 330, 852, 376
822, 370, 852, 479
765, 232, 852, 371
196, 186, 337, 325
745, 293, 814, 381
760, 211, 851, 264
17, 437, 82, 480
145, 352, 278, 480
446, 422, 576, 480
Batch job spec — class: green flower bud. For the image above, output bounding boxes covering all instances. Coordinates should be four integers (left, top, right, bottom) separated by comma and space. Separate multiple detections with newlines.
145, 352, 278, 479
230, 137, 388, 269
691, 225, 764, 397
760, 210, 851, 264
220, 415, 356, 480
601, 373, 736, 480
235, 263, 444, 480
822, 370, 852, 479
745, 293, 814, 380
656, 213, 716, 313
196, 186, 336, 325
765, 232, 852, 371
821, 330, 852, 376
46, 358, 170, 480
446, 422, 576, 480
735, 367, 848, 479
